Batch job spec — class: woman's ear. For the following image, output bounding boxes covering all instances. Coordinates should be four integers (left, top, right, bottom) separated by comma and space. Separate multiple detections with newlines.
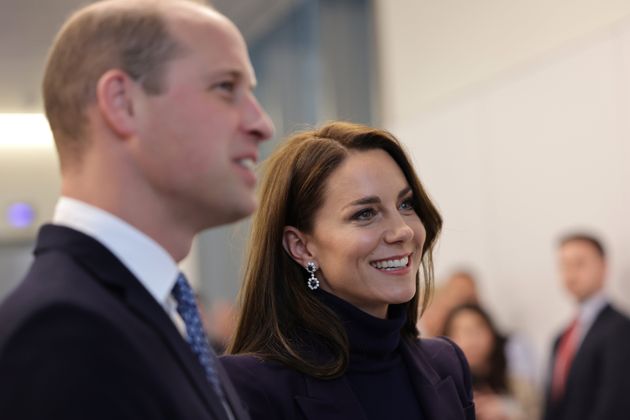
282, 226, 316, 268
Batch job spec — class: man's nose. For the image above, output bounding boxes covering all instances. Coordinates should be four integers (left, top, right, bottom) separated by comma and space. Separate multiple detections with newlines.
242, 93, 274, 142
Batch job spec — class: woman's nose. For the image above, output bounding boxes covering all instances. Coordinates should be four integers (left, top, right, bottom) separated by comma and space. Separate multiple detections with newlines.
384, 215, 414, 244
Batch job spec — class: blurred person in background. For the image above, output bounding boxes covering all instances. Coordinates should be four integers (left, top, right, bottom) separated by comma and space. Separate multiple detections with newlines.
421, 270, 538, 388
445, 304, 540, 420
221, 121, 475, 419
0, 0, 273, 418
543, 233, 630, 420
419, 270, 479, 337
203, 299, 237, 354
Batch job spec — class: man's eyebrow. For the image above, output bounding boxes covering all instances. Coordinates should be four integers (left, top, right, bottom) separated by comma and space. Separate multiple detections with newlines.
206, 69, 243, 82
220, 69, 258, 90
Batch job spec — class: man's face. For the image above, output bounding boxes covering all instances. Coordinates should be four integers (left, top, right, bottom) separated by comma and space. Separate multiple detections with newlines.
558, 240, 606, 302
132, 9, 273, 229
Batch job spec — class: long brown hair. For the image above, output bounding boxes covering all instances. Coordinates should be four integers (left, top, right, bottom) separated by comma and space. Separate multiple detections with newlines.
228, 121, 442, 378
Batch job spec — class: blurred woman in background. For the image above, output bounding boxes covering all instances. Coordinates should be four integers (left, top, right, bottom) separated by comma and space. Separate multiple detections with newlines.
221, 121, 475, 419
444, 304, 539, 420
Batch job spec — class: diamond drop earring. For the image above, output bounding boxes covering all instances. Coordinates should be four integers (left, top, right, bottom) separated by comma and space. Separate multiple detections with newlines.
306, 261, 319, 290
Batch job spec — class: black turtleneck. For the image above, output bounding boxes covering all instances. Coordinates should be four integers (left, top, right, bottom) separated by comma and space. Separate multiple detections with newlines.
316, 289, 424, 420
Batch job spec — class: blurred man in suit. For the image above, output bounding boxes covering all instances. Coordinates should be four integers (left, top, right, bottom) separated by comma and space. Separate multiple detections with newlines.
0, 0, 273, 419
544, 233, 630, 420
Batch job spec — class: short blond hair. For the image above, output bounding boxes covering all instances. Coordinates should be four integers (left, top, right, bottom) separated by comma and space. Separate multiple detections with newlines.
42, 0, 193, 163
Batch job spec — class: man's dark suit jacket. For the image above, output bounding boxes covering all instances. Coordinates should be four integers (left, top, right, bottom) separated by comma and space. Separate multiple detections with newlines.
0, 225, 248, 420
221, 336, 476, 420
544, 304, 630, 420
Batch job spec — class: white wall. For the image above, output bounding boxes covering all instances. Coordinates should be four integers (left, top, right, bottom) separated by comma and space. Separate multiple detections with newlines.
376, 1, 630, 374
376, 0, 630, 126
0, 115, 59, 242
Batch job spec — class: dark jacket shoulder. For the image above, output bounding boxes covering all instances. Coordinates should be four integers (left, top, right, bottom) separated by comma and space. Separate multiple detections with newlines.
221, 336, 475, 420
0, 225, 242, 420
404, 336, 475, 419
221, 354, 304, 417
415, 336, 475, 402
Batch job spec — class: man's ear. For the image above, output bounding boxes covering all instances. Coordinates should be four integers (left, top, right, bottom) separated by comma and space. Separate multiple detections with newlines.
95, 69, 138, 138
282, 226, 316, 269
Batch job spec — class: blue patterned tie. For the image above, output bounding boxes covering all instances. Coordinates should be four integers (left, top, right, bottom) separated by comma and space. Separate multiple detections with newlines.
172, 273, 226, 401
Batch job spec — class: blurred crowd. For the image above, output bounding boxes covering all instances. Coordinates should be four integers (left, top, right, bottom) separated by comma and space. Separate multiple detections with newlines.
420, 271, 539, 420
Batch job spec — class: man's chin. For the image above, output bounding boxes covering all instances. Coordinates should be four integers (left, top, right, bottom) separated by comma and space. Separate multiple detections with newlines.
222, 198, 257, 224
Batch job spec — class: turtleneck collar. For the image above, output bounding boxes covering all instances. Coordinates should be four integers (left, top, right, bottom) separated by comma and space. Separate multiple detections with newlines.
315, 289, 408, 363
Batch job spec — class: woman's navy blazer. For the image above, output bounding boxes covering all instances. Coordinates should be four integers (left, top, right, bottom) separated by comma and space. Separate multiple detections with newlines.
221, 336, 475, 420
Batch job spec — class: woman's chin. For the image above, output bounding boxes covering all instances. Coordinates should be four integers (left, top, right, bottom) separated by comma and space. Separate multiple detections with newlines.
385, 288, 417, 305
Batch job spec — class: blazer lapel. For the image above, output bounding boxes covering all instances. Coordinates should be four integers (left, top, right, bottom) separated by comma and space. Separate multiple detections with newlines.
120, 277, 232, 420
400, 338, 467, 420
565, 305, 611, 388
216, 360, 251, 420
295, 375, 367, 420
121, 265, 252, 420
37, 225, 234, 420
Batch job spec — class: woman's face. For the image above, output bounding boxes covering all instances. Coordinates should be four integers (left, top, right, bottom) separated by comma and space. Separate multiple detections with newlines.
305, 149, 426, 318
448, 310, 495, 371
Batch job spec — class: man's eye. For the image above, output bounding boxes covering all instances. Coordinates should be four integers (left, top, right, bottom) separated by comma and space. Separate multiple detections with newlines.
215, 81, 236, 93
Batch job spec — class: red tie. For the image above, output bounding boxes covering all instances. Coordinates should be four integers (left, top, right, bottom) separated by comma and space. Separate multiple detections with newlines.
552, 318, 580, 400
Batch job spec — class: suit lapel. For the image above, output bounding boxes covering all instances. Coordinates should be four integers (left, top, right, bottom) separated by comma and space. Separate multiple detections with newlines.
400, 338, 466, 420
565, 305, 611, 387
120, 276, 231, 420
295, 374, 366, 420
547, 308, 612, 414
36, 225, 235, 420
215, 359, 251, 420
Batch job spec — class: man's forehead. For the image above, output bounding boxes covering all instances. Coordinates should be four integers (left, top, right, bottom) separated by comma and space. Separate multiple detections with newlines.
560, 241, 601, 259
166, 8, 256, 82
165, 2, 238, 38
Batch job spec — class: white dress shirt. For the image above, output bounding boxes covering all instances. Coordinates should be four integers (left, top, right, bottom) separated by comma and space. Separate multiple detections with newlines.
576, 290, 608, 346
53, 197, 185, 334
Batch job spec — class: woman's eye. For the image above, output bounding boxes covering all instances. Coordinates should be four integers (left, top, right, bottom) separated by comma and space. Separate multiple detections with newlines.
353, 208, 376, 221
400, 198, 415, 211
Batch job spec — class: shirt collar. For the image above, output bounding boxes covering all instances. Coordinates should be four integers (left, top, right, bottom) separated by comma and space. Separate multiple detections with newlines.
576, 290, 608, 341
578, 290, 608, 320
53, 197, 179, 308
